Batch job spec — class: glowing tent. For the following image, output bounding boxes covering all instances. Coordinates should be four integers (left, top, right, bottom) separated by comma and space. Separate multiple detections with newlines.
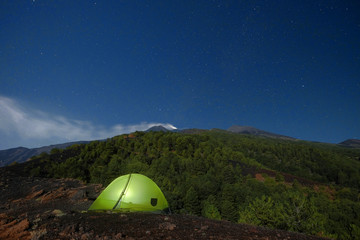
88, 173, 169, 212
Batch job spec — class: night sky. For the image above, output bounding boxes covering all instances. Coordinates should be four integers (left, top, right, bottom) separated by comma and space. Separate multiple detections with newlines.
1, 0, 359, 149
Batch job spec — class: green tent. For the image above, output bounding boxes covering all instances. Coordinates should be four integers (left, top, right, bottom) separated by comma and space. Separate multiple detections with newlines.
88, 173, 169, 212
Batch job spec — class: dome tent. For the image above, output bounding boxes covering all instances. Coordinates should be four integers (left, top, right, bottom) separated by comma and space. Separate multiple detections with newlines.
88, 173, 169, 213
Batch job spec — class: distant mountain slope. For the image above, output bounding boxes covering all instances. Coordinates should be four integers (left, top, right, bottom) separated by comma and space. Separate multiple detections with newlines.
0, 147, 38, 167
179, 128, 209, 134
227, 125, 296, 140
339, 139, 360, 148
145, 125, 182, 133
0, 141, 89, 167
145, 125, 171, 132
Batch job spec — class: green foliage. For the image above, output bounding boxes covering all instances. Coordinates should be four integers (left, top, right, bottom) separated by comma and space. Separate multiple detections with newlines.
50, 148, 62, 155
239, 192, 326, 235
350, 224, 360, 239
275, 172, 284, 182
222, 165, 235, 184
220, 184, 238, 222
326, 198, 360, 239
24, 130, 360, 239
282, 191, 326, 235
238, 195, 285, 229
8, 161, 18, 166
29, 166, 41, 177
221, 199, 238, 222
184, 187, 201, 215
202, 196, 221, 220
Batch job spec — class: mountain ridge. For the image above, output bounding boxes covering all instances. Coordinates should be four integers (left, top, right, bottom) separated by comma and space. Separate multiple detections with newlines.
1, 125, 358, 167
145, 125, 171, 132
227, 125, 296, 141
0, 141, 89, 167
339, 139, 360, 148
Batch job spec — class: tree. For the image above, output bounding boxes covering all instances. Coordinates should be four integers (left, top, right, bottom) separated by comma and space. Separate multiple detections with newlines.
238, 195, 285, 229
106, 155, 123, 183
184, 187, 201, 215
282, 191, 326, 235
222, 165, 235, 184
50, 148, 62, 155
275, 172, 285, 182
202, 196, 221, 220
221, 200, 238, 222
337, 170, 347, 185
292, 179, 302, 191
350, 224, 360, 239
221, 184, 238, 222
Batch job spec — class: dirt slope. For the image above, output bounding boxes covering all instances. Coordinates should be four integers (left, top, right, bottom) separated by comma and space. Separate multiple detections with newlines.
0, 167, 329, 240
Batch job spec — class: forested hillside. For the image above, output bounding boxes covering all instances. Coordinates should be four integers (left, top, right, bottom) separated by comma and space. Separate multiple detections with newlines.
24, 130, 360, 239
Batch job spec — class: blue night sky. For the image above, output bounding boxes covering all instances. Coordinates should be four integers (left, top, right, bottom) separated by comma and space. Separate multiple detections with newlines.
0, 0, 359, 149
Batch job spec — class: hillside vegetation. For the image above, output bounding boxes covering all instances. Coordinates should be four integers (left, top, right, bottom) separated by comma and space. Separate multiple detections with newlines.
25, 130, 360, 239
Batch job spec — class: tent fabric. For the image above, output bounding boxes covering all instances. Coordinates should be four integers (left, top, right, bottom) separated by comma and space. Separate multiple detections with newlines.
88, 173, 169, 212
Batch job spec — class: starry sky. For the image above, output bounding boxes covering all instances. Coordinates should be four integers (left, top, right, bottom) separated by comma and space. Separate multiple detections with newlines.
0, 0, 359, 149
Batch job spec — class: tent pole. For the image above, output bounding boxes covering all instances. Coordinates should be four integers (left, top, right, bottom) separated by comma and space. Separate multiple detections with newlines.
113, 173, 132, 210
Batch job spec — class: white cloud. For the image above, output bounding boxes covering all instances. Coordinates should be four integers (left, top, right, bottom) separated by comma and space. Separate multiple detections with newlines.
0, 96, 177, 149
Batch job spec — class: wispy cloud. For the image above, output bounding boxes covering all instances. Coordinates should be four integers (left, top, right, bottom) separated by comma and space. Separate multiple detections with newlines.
0, 96, 176, 149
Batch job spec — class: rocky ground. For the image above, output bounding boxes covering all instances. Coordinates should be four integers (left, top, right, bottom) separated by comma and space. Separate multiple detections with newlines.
0, 166, 330, 240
